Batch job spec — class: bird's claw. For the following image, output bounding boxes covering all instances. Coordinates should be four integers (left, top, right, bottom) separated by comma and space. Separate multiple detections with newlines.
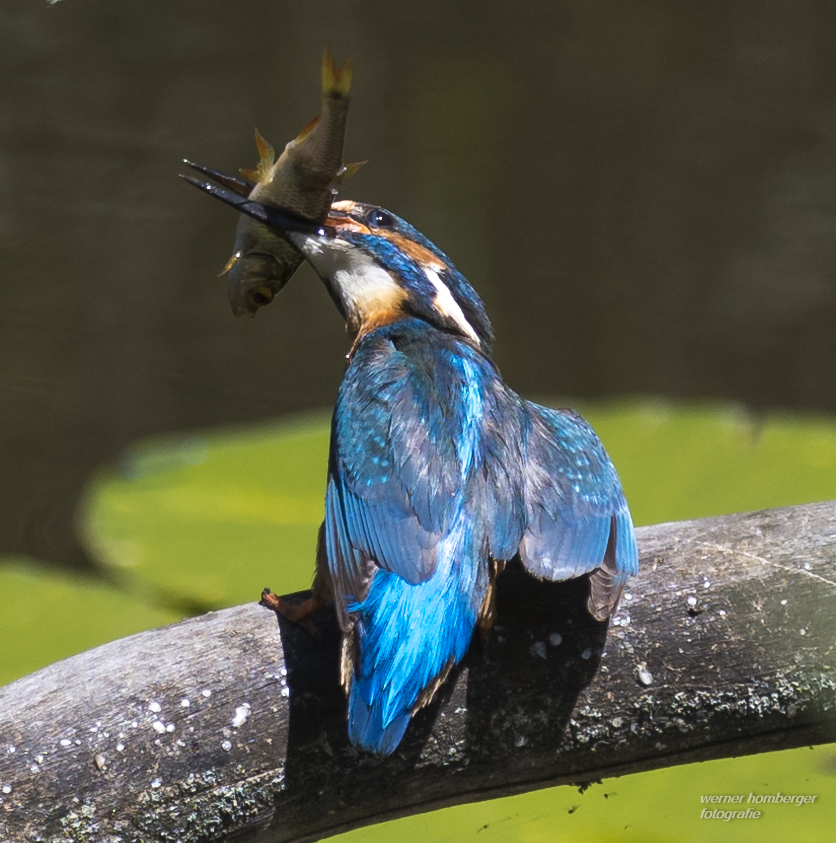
259, 587, 322, 638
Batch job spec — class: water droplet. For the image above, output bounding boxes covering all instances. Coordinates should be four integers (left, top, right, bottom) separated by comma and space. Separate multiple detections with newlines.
548, 632, 563, 647
151, 721, 166, 734
149, 701, 161, 713
180, 698, 190, 708
221, 740, 232, 751
202, 689, 212, 698
151, 778, 162, 789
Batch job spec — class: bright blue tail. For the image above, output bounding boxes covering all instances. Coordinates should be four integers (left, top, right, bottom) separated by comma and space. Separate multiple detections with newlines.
346, 522, 487, 754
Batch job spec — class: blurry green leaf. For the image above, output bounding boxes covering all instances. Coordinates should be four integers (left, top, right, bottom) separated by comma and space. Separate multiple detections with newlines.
0, 556, 178, 687
83, 413, 330, 608
334, 744, 836, 843
83, 402, 836, 610
583, 400, 836, 525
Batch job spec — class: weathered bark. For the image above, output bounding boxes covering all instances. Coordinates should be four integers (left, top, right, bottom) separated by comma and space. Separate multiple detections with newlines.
1, 501, 835, 843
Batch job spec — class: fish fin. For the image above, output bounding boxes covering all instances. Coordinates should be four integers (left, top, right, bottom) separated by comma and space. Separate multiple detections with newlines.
239, 168, 259, 181
336, 161, 366, 183
254, 129, 274, 162
295, 114, 320, 143
220, 251, 241, 276
322, 48, 353, 98
249, 129, 275, 184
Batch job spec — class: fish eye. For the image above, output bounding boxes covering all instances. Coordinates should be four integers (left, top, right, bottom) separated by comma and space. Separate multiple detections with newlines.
248, 286, 275, 308
365, 208, 394, 229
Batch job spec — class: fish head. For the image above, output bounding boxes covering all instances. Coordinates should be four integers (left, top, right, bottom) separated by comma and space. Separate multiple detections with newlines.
224, 215, 304, 317
183, 174, 495, 349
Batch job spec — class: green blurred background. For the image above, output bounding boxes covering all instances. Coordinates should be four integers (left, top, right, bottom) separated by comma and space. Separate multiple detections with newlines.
2, 0, 836, 839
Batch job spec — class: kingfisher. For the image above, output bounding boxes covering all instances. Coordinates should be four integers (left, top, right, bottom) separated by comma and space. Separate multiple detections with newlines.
183, 172, 639, 755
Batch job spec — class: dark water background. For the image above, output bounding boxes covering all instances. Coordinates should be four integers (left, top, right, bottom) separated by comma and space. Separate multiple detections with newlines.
2, 0, 836, 572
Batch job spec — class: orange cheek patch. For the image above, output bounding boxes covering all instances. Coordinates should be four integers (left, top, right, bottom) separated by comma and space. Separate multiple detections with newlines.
387, 232, 445, 272
326, 214, 368, 235
327, 201, 367, 234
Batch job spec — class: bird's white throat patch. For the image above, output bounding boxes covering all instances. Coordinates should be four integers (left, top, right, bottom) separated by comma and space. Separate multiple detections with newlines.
293, 234, 406, 334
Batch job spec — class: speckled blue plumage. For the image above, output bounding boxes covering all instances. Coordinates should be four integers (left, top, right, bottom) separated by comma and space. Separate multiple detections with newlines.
325, 318, 636, 754
186, 178, 638, 755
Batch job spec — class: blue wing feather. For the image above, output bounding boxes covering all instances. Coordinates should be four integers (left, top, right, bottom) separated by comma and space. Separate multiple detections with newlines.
519, 403, 637, 616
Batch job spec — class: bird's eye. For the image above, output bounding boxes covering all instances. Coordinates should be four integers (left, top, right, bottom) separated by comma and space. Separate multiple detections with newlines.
365, 208, 394, 228
247, 286, 275, 308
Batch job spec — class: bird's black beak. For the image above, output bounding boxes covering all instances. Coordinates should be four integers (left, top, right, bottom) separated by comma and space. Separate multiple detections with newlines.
180, 161, 333, 237
182, 160, 255, 196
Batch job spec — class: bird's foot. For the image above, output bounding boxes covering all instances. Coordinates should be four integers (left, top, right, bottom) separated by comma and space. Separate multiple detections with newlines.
259, 588, 322, 638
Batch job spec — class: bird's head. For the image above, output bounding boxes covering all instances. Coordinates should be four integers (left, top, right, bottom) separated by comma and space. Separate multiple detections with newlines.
182, 171, 495, 354
290, 200, 494, 352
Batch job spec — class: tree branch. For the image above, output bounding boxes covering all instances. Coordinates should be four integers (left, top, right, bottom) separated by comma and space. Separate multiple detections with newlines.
2, 501, 835, 842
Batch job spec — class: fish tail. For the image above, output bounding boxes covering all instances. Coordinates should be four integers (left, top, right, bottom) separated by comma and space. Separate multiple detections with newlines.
322, 48, 352, 98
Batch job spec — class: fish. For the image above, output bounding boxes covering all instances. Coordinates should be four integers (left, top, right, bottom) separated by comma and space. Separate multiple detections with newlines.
186, 49, 359, 317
